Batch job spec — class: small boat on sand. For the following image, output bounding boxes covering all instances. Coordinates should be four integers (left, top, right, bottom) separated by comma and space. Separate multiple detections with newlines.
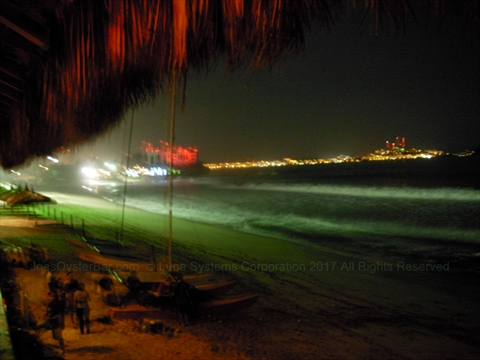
109, 293, 259, 320
195, 280, 237, 298
66, 236, 159, 272
77, 249, 153, 272
67, 236, 212, 283
68, 236, 245, 296
143, 280, 238, 303
67, 237, 259, 319
198, 293, 260, 314
116, 270, 212, 285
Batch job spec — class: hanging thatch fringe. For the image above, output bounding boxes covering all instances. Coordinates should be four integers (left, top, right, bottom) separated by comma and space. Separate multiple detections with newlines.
0, 0, 478, 169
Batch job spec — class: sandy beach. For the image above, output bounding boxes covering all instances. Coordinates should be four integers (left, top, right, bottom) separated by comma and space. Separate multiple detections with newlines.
1, 190, 479, 359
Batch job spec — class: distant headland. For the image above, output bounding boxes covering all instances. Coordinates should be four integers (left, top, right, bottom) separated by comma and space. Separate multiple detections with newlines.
203, 148, 476, 170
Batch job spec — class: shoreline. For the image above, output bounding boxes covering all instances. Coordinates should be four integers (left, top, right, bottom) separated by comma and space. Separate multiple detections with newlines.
1, 191, 480, 359
29, 186, 480, 276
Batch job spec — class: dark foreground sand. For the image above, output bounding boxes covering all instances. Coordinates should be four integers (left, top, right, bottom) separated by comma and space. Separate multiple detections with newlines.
1, 191, 479, 359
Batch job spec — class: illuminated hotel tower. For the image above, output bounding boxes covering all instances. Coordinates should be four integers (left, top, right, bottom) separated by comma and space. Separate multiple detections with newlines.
141, 140, 198, 168
385, 137, 406, 151
396, 136, 406, 149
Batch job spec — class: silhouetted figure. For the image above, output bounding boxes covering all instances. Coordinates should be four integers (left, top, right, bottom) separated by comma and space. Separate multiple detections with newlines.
148, 277, 174, 306
99, 274, 119, 306
62, 271, 79, 325
172, 274, 194, 326
118, 271, 143, 306
74, 282, 90, 334
126, 271, 141, 297
158, 277, 174, 297
37, 292, 65, 353
48, 275, 62, 294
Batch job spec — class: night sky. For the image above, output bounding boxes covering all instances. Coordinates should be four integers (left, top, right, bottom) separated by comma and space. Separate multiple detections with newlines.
73, 16, 479, 164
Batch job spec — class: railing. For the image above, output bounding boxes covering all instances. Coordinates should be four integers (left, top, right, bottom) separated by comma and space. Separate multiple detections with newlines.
1, 202, 122, 244
1, 201, 163, 262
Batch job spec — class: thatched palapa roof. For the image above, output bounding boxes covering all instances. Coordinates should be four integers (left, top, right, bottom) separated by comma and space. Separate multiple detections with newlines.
0, 0, 478, 169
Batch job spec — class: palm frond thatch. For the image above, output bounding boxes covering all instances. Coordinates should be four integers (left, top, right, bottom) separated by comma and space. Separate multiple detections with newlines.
0, 0, 478, 169
3, 190, 52, 206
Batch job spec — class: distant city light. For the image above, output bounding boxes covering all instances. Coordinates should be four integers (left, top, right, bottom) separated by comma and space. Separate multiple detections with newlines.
143, 167, 168, 176
204, 149, 475, 170
104, 162, 116, 171
47, 156, 59, 163
81, 167, 99, 178
125, 169, 139, 177
98, 169, 111, 177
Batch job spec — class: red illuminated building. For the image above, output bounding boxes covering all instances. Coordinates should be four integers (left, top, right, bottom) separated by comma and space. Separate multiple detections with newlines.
385, 136, 406, 151
141, 141, 198, 168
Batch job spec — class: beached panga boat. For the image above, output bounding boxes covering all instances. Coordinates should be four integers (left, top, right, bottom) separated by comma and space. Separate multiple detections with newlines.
86, 271, 232, 300
66, 236, 213, 284
115, 270, 212, 286
114, 271, 237, 299
67, 236, 235, 295
109, 293, 260, 320
66, 236, 155, 272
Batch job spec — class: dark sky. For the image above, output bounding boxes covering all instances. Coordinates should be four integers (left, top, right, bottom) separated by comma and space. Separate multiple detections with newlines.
72, 16, 479, 164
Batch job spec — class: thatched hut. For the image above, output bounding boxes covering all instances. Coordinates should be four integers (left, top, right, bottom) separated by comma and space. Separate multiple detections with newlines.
0, 0, 478, 169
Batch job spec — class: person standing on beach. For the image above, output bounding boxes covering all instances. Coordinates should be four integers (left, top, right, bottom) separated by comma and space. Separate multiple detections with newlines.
73, 282, 91, 334
62, 271, 79, 325
99, 274, 119, 306
172, 274, 194, 326
47, 275, 62, 294
148, 277, 174, 306
37, 292, 65, 354
126, 271, 141, 297
158, 277, 173, 298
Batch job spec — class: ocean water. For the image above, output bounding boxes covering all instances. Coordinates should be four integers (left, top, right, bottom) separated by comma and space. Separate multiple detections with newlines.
97, 156, 480, 268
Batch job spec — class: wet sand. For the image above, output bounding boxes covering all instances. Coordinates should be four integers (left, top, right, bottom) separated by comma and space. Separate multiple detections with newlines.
1, 191, 479, 359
